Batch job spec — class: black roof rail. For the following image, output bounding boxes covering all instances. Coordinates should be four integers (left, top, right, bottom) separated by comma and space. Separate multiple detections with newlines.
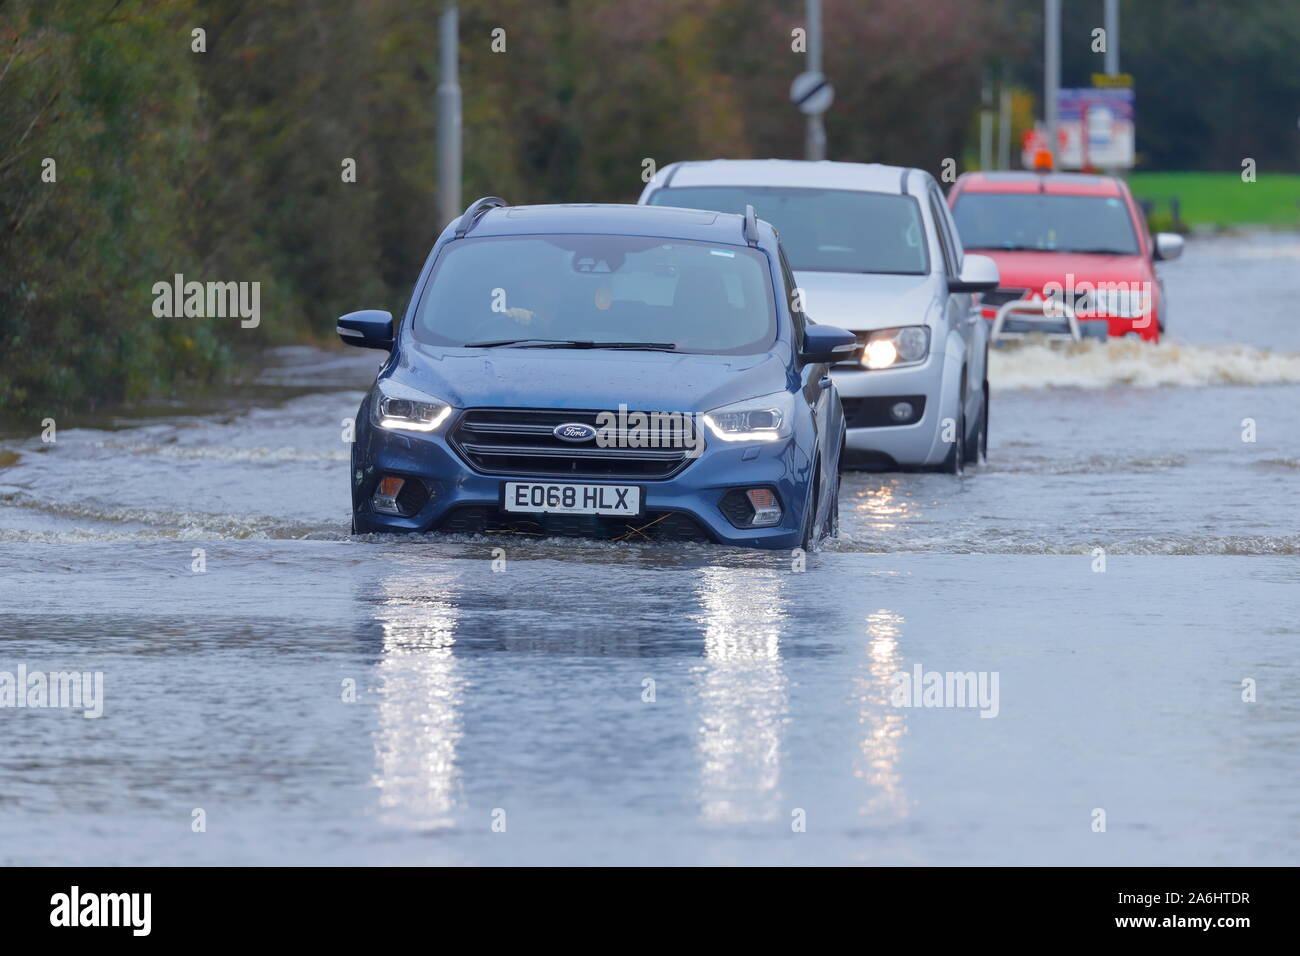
743, 204, 760, 247
454, 196, 508, 238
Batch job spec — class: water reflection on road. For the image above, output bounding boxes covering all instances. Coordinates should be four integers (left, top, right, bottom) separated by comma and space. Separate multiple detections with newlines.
692, 566, 789, 824
371, 569, 465, 828
857, 610, 908, 824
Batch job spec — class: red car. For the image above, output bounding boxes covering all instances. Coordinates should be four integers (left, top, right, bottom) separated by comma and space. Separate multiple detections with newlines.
947, 171, 1183, 343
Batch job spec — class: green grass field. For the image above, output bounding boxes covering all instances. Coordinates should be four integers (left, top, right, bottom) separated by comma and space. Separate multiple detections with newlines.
1125, 172, 1300, 230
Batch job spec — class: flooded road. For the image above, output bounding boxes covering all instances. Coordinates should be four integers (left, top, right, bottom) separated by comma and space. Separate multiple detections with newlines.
2, 233, 1298, 865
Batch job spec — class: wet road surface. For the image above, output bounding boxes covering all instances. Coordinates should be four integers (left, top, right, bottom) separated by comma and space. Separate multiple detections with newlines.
1, 232, 1298, 865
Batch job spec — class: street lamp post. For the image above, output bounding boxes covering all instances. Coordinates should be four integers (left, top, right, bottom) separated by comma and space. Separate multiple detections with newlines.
1044, 0, 1061, 160
437, 3, 462, 227
1104, 0, 1120, 76
805, 0, 826, 161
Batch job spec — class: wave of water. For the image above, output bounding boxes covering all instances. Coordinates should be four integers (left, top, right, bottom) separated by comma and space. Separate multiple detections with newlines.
93, 439, 350, 462
989, 339, 1300, 390
0, 490, 342, 541
827, 530, 1300, 556
4, 494, 1297, 557
981, 454, 1190, 475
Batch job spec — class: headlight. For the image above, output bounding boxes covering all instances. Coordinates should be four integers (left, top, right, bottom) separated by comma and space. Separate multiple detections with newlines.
702, 391, 795, 443
371, 381, 452, 432
860, 326, 930, 370
1092, 288, 1150, 320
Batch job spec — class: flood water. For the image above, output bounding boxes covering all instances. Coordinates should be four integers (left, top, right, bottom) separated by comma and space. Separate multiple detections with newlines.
1, 232, 1298, 865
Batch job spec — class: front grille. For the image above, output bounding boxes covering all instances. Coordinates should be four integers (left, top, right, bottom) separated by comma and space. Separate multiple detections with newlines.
980, 287, 1029, 308
435, 506, 712, 542
841, 395, 926, 428
450, 408, 695, 479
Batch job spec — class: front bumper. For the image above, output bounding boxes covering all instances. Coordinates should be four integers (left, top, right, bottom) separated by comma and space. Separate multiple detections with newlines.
831, 353, 949, 468
351, 411, 814, 549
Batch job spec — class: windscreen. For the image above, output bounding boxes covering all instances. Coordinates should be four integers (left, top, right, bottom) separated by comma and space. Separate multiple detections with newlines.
413, 234, 776, 354
648, 186, 929, 275
951, 192, 1141, 255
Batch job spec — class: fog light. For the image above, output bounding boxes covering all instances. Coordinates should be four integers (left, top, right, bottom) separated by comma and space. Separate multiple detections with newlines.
745, 488, 782, 527
372, 476, 406, 515
890, 401, 914, 422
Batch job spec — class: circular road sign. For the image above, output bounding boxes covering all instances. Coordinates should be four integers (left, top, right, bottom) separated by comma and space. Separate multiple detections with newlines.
790, 71, 834, 116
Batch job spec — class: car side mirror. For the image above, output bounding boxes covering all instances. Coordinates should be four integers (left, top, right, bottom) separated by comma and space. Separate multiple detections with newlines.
1153, 233, 1184, 261
337, 309, 393, 350
947, 253, 1000, 293
799, 324, 859, 365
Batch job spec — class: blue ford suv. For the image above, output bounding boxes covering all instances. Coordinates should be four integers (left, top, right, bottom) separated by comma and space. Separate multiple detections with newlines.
339, 198, 856, 548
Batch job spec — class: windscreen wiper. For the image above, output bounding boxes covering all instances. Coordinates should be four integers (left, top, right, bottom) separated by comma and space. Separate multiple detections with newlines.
587, 341, 678, 351
1068, 247, 1133, 256
464, 338, 677, 351
464, 338, 596, 348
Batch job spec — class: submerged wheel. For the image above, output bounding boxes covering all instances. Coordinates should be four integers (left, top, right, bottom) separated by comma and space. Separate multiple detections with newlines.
965, 381, 989, 466
980, 382, 989, 463
943, 409, 966, 476
799, 463, 824, 550
798, 492, 815, 550
828, 471, 840, 538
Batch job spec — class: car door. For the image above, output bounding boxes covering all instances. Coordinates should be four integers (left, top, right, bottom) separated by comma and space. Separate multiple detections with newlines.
927, 183, 978, 427
779, 244, 837, 508
938, 187, 990, 416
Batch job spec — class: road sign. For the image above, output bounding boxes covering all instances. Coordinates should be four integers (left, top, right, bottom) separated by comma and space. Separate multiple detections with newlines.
790, 71, 834, 116
1057, 87, 1134, 169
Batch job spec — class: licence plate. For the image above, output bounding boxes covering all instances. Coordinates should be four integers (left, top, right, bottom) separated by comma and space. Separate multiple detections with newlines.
502, 482, 642, 517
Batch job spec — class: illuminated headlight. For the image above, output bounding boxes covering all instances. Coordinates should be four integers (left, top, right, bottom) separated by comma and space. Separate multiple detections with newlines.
860, 326, 930, 370
371, 381, 452, 432
702, 391, 795, 443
